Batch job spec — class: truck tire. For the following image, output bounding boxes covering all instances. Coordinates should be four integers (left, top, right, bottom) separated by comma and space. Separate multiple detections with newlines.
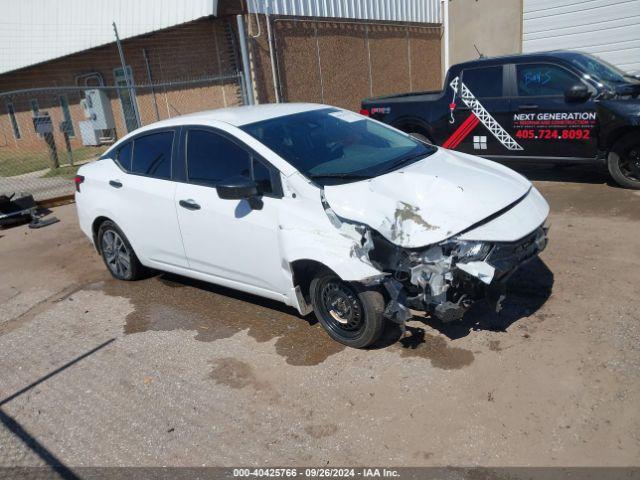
608, 133, 640, 190
98, 220, 148, 281
310, 272, 386, 348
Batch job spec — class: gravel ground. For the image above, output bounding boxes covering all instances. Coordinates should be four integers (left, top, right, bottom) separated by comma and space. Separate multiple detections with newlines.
1, 164, 639, 469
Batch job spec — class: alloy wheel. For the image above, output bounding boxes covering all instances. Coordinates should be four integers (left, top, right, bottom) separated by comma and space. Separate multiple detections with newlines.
101, 229, 131, 278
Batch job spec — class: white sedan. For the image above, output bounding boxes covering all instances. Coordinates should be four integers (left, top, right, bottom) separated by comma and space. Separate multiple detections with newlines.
75, 103, 549, 348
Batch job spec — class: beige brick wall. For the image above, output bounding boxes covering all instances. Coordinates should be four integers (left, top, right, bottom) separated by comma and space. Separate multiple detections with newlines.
248, 15, 442, 111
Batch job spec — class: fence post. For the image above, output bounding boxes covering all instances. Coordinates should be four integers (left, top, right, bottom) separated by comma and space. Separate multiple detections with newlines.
236, 15, 255, 105
113, 22, 141, 128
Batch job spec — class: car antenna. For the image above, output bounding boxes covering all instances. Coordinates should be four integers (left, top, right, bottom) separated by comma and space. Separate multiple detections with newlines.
474, 44, 485, 59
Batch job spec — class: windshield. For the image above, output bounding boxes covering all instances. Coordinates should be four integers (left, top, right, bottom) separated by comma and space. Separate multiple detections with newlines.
240, 108, 435, 185
564, 53, 628, 84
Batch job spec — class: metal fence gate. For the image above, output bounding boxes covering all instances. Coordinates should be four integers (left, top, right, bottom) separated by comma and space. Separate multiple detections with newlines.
0, 74, 243, 201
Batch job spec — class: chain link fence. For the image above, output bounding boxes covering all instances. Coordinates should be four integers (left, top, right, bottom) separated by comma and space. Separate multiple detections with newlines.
0, 74, 243, 201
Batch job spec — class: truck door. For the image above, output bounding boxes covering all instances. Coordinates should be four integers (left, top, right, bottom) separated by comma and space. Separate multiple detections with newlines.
443, 65, 513, 157
507, 62, 598, 160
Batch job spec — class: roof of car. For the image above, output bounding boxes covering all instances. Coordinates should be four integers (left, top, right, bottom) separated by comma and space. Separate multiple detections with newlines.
143, 102, 329, 130
452, 50, 584, 69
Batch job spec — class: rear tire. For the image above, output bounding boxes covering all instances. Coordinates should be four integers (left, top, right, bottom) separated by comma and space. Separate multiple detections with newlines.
98, 220, 147, 281
310, 271, 386, 348
608, 133, 640, 189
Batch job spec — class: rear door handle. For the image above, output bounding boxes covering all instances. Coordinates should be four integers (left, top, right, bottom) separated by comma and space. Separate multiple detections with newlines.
518, 104, 538, 110
179, 199, 201, 211
109, 180, 123, 188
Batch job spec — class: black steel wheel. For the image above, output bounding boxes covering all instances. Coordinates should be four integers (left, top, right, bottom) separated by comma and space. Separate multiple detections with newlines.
98, 220, 147, 281
310, 271, 385, 348
609, 133, 640, 189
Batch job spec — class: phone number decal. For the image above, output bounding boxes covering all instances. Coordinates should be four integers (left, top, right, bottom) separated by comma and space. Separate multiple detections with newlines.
515, 129, 591, 140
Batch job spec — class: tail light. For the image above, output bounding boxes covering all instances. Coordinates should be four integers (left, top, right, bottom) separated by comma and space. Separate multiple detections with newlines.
359, 108, 370, 117
74, 175, 85, 193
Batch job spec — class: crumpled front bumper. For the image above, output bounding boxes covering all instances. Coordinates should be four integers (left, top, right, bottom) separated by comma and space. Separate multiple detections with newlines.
383, 225, 549, 323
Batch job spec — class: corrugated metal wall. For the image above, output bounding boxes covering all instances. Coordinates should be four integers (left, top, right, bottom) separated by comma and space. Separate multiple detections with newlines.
247, 0, 441, 24
0, 0, 218, 74
523, 0, 640, 73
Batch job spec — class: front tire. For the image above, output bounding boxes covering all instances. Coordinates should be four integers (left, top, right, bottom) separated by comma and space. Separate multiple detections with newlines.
98, 220, 147, 281
608, 133, 640, 189
310, 272, 385, 348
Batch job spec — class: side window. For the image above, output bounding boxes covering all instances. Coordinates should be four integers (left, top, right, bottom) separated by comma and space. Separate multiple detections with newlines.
115, 142, 133, 171
252, 158, 275, 195
131, 131, 173, 179
462, 66, 503, 97
517, 64, 579, 97
186, 130, 251, 186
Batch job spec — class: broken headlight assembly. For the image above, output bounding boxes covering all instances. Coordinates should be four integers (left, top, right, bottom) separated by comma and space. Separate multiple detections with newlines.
442, 239, 493, 263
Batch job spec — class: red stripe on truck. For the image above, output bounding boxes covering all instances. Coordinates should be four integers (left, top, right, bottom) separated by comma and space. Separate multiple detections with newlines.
442, 113, 479, 149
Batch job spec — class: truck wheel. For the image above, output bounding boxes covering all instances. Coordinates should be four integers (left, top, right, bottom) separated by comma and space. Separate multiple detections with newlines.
608, 133, 640, 189
98, 220, 147, 281
310, 272, 385, 348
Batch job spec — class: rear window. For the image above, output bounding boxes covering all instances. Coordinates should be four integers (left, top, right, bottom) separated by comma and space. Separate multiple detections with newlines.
131, 131, 173, 179
462, 66, 503, 97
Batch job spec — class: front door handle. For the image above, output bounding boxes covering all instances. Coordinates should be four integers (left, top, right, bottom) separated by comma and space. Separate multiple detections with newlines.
179, 199, 201, 211
518, 104, 538, 110
109, 180, 123, 188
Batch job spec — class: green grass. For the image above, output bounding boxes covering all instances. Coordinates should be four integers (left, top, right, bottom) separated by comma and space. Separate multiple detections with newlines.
0, 145, 107, 177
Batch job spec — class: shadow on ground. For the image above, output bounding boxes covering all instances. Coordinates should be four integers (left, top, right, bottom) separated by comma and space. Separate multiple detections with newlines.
418, 257, 554, 341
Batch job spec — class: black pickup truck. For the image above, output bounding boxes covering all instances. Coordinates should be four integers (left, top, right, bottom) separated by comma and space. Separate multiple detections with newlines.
361, 51, 640, 189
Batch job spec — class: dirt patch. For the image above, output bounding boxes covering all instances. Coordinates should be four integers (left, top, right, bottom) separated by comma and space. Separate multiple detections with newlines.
102, 275, 346, 367
304, 423, 338, 439
209, 358, 262, 389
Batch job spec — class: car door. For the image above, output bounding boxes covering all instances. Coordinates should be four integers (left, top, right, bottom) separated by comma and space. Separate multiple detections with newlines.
107, 129, 189, 269
174, 127, 287, 294
507, 62, 599, 159
444, 65, 513, 156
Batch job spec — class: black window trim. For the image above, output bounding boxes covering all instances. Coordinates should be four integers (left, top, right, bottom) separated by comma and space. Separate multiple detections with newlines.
460, 64, 507, 99
511, 60, 594, 99
181, 125, 284, 199
104, 127, 178, 181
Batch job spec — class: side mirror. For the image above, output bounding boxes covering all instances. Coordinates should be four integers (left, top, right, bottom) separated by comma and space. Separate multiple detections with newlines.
565, 84, 591, 102
216, 176, 259, 200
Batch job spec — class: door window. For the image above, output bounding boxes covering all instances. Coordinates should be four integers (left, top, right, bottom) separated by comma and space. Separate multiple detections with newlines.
516, 64, 580, 97
186, 130, 252, 185
186, 129, 278, 194
130, 131, 173, 179
462, 66, 503, 97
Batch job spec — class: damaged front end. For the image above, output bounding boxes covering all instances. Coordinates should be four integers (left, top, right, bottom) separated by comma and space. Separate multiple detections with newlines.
366, 224, 549, 325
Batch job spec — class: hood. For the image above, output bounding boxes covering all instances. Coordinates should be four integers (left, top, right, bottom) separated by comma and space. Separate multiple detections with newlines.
597, 99, 640, 125
323, 148, 532, 248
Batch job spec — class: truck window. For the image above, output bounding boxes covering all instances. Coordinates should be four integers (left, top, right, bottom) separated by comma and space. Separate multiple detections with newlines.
461, 66, 503, 97
516, 64, 579, 97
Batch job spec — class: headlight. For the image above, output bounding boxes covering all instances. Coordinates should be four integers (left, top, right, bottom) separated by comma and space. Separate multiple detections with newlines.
449, 240, 492, 262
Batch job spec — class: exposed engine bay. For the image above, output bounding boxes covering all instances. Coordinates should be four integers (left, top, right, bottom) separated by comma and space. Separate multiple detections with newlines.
368, 225, 548, 324
321, 192, 548, 326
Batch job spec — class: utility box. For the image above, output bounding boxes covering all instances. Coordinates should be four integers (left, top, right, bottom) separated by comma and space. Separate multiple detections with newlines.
79, 120, 100, 146
81, 89, 115, 130
32, 113, 53, 134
